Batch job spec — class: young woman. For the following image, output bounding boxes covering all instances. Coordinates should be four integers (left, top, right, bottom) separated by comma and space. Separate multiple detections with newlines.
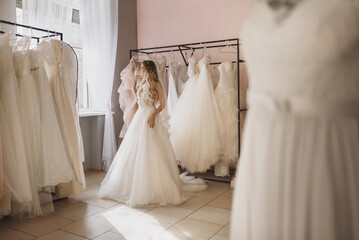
98, 60, 206, 207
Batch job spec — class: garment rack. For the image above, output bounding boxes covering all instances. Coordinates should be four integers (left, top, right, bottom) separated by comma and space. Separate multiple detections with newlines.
130, 39, 246, 170
0, 19, 63, 42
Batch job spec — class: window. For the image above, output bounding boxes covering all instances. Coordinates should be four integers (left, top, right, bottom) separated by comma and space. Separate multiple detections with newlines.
16, 0, 89, 111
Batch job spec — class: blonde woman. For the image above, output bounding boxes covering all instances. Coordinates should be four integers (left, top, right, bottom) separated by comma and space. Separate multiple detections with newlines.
99, 60, 205, 207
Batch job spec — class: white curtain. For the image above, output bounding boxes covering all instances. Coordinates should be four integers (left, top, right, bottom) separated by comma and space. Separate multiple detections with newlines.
21, 0, 81, 47
80, 0, 118, 171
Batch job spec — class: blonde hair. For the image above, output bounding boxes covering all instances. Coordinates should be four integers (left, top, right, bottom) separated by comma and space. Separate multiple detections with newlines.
140, 60, 159, 101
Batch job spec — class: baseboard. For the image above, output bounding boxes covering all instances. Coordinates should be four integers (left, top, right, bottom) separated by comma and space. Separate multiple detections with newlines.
84, 168, 104, 173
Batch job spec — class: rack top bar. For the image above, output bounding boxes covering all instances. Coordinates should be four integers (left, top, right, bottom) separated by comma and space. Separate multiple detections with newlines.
131, 38, 239, 52
0, 19, 62, 37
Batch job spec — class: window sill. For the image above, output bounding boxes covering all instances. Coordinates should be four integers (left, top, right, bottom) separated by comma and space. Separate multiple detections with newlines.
79, 111, 115, 118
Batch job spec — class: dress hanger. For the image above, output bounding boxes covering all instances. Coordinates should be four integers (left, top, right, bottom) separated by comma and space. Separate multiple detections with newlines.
218, 40, 237, 54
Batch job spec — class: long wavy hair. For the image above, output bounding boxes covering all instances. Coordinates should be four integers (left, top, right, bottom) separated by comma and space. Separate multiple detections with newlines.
140, 60, 160, 101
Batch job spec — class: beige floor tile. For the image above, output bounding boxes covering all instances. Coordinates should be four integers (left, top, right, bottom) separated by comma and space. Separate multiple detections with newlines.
222, 190, 233, 198
154, 218, 222, 240
177, 196, 210, 211
68, 193, 93, 202
80, 185, 100, 197
0, 216, 23, 230
210, 235, 229, 240
83, 197, 118, 208
35, 230, 87, 240
193, 185, 228, 200
145, 206, 193, 224
188, 206, 231, 225
101, 205, 153, 229
217, 223, 230, 237
112, 213, 172, 240
54, 202, 104, 221
0, 228, 34, 240
208, 195, 232, 210
53, 198, 81, 211
61, 215, 113, 239
13, 215, 73, 237
93, 231, 126, 240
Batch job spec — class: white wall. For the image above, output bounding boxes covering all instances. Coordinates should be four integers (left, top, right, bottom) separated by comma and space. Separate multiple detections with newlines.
0, 0, 16, 31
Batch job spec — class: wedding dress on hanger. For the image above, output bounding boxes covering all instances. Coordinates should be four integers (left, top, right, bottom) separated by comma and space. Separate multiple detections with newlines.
118, 57, 141, 138
171, 56, 223, 173
231, 1, 359, 239
177, 63, 188, 96
30, 41, 75, 188
214, 62, 238, 176
42, 40, 85, 197
167, 61, 179, 116
0, 34, 33, 217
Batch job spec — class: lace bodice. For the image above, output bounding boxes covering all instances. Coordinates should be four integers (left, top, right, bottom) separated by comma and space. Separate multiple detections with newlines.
136, 85, 157, 108
217, 62, 237, 90
187, 57, 198, 78
13, 51, 31, 79
242, 0, 359, 101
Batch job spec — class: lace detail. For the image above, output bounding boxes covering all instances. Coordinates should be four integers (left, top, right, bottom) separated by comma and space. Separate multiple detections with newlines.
136, 86, 157, 108
0, 33, 10, 45
12, 36, 31, 52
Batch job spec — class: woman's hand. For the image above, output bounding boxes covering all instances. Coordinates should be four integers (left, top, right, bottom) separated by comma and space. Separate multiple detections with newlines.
148, 114, 156, 128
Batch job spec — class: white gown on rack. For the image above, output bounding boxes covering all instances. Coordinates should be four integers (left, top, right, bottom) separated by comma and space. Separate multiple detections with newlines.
231, 1, 359, 239
0, 35, 33, 216
167, 61, 179, 116
99, 85, 206, 207
171, 56, 223, 173
30, 42, 75, 188
13, 43, 44, 216
42, 40, 85, 196
177, 63, 188, 96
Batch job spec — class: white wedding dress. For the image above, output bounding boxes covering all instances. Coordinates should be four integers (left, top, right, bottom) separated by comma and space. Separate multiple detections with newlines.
231, 1, 359, 239
99, 84, 206, 207
167, 61, 179, 116
171, 56, 223, 173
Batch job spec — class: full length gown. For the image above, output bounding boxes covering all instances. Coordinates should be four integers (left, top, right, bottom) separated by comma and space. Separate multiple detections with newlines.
171, 56, 223, 173
0, 35, 33, 217
231, 1, 359, 239
99, 84, 206, 207
167, 61, 179, 116
30, 42, 75, 188
42, 40, 85, 196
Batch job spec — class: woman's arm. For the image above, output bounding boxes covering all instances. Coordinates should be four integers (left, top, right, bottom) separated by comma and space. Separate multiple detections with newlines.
147, 82, 165, 128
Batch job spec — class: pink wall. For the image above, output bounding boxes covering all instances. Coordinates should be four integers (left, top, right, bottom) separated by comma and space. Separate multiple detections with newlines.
137, 0, 255, 48
137, 0, 256, 92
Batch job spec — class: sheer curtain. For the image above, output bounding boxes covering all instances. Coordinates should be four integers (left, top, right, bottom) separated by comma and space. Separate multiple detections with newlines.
80, 0, 118, 171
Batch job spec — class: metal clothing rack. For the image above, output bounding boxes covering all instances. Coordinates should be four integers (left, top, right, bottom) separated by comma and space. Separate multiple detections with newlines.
0, 19, 79, 104
130, 38, 246, 163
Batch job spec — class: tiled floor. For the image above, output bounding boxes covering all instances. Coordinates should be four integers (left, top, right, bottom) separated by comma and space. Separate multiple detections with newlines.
0, 172, 233, 240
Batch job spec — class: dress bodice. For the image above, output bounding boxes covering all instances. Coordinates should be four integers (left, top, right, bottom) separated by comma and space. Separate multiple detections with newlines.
217, 62, 237, 90
13, 51, 31, 79
136, 86, 157, 108
242, 0, 359, 101
197, 56, 211, 71
187, 57, 198, 78
0, 43, 14, 75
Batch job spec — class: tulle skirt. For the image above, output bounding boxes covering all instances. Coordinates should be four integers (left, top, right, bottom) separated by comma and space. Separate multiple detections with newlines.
99, 106, 206, 207
231, 108, 359, 240
171, 70, 223, 173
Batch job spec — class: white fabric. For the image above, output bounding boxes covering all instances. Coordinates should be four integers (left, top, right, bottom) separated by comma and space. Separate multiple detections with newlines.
171, 56, 224, 173
177, 63, 188, 96
22, 0, 81, 46
167, 61, 179, 116
231, 1, 359, 239
41, 40, 84, 196
0, 40, 33, 216
30, 42, 75, 188
118, 57, 141, 138
99, 86, 207, 207
80, 0, 118, 171
215, 62, 239, 166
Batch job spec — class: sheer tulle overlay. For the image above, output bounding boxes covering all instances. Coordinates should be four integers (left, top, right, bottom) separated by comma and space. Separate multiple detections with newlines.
231, 1, 359, 239
171, 56, 223, 173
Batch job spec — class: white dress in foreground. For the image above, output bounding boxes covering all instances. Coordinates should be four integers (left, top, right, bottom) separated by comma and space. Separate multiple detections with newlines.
231, 1, 359, 239
99, 85, 206, 207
